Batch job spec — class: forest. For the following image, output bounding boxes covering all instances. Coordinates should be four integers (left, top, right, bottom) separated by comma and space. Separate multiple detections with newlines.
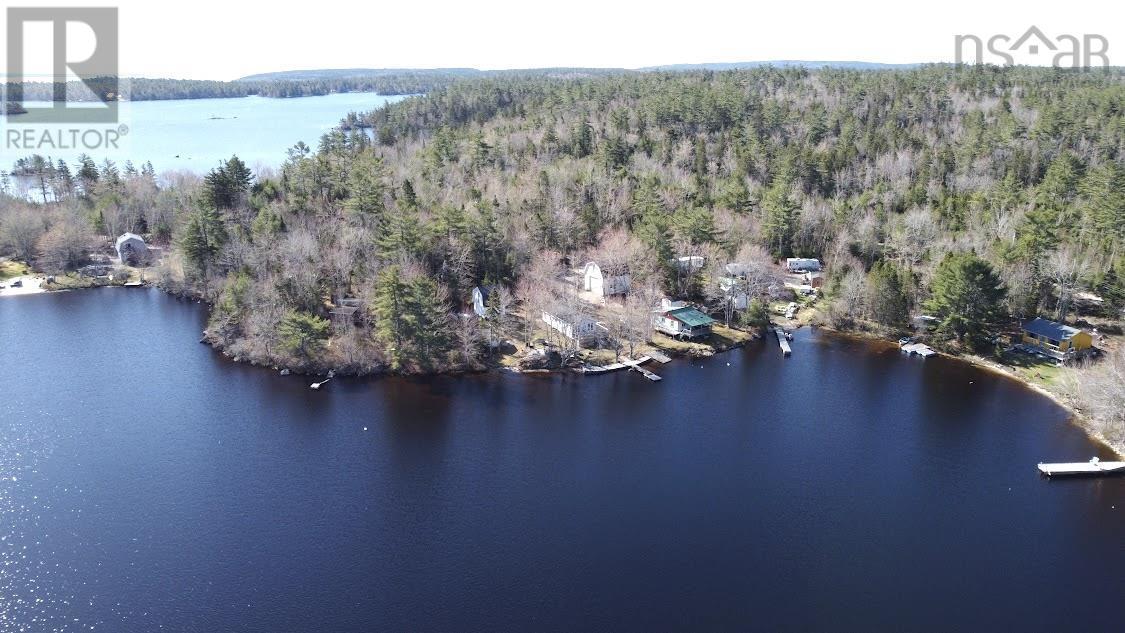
3, 66, 1125, 393
5, 72, 459, 102
4, 67, 629, 103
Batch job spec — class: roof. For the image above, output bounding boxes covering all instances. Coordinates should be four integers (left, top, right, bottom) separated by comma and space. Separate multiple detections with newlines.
584, 261, 629, 277
116, 232, 145, 246
1023, 317, 1083, 341
664, 307, 715, 328
786, 257, 821, 267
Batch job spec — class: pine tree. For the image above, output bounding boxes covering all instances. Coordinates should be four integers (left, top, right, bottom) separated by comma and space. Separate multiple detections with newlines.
377, 202, 422, 261
408, 274, 452, 367
372, 265, 410, 370
204, 155, 253, 209
867, 261, 910, 328
925, 252, 1007, 348
761, 176, 797, 257
278, 311, 330, 358
178, 205, 227, 275
76, 154, 99, 198
345, 151, 387, 225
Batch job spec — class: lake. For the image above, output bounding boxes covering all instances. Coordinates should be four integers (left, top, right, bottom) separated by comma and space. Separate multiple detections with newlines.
2, 92, 407, 176
2, 288, 1123, 632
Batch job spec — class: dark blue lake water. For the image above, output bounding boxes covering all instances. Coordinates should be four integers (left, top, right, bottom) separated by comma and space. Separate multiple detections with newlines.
2, 288, 1122, 632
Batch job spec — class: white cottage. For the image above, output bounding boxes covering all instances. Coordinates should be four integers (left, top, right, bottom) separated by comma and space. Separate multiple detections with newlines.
542, 309, 599, 346
115, 233, 148, 265
582, 262, 630, 298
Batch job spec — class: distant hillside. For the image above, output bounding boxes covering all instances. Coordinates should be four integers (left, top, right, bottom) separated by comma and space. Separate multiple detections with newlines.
238, 67, 630, 82
238, 62, 919, 84
639, 60, 921, 71
238, 68, 482, 81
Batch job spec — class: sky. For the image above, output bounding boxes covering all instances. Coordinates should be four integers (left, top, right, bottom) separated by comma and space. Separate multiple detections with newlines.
2, 0, 1123, 81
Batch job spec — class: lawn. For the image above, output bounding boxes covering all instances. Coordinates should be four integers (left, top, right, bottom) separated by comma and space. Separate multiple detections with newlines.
997, 348, 1068, 388
0, 259, 31, 280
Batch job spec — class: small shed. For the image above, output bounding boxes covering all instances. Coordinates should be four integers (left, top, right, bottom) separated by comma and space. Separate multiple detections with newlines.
785, 258, 822, 273
582, 262, 630, 298
1021, 317, 1093, 358
115, 233, 148, 265
804, 271, 825, 288
652, 305, 716, 340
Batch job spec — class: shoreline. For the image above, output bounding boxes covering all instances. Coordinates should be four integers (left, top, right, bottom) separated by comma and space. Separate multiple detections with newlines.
817, 324, 1123, 459
12, 279, 1122, 457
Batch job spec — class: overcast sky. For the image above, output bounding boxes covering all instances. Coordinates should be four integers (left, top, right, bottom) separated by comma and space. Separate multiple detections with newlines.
4, 0, 1122, 80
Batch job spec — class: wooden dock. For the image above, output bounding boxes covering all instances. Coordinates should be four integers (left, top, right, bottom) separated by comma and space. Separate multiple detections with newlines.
583, 356, 661, 381
648, 350, 672, 364
774, 328, 791, 356
623, 358, 662, 381
901, 342, 936, 357
1038, 458, 1125, 477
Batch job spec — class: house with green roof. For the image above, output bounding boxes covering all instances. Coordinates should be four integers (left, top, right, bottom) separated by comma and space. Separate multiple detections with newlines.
652, 304, 716, 340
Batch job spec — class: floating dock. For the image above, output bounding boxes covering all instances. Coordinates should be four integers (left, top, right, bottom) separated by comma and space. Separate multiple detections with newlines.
648, 350, 672, 364
583, 356, 661, 381
1038, 458, 1125, 477
774, 328, 791, 356
623, 358, 662, 381
901, 342, 936, 357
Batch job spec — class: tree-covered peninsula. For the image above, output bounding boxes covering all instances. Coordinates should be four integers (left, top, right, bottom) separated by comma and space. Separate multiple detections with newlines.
3, 66, 1125, 448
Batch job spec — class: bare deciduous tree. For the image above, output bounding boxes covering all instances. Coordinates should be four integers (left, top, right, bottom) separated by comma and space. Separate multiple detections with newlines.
0, 206, 46, 263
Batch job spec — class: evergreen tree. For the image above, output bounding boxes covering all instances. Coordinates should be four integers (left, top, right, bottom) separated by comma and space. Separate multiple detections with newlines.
761, 176, 797, 257
408, 274, 453, 367
377, 202, 423, 261
925, 252, 1007, 348
345, 151, 387, 225
76, 154, 99, 198
204, 155, 253, 209
867, 261, 910, 328
1098, 263, 1124, 312
372, 265, 411, 370
278, 311, 330, 358
178, 205, 228, 275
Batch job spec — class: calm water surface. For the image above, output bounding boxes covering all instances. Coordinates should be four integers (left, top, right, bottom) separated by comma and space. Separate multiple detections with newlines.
2, 289, 1123, 632
3, 92, 407, 175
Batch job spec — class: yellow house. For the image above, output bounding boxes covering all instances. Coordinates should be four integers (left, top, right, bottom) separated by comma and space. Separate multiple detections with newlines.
1021, 317, 1093, 358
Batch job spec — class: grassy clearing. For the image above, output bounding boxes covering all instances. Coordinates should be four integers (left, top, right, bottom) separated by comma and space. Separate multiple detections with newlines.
0, 260, 31, 280
997, 349, 1067, 388
43, 273, 98, 291
711, 324, 757, 347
